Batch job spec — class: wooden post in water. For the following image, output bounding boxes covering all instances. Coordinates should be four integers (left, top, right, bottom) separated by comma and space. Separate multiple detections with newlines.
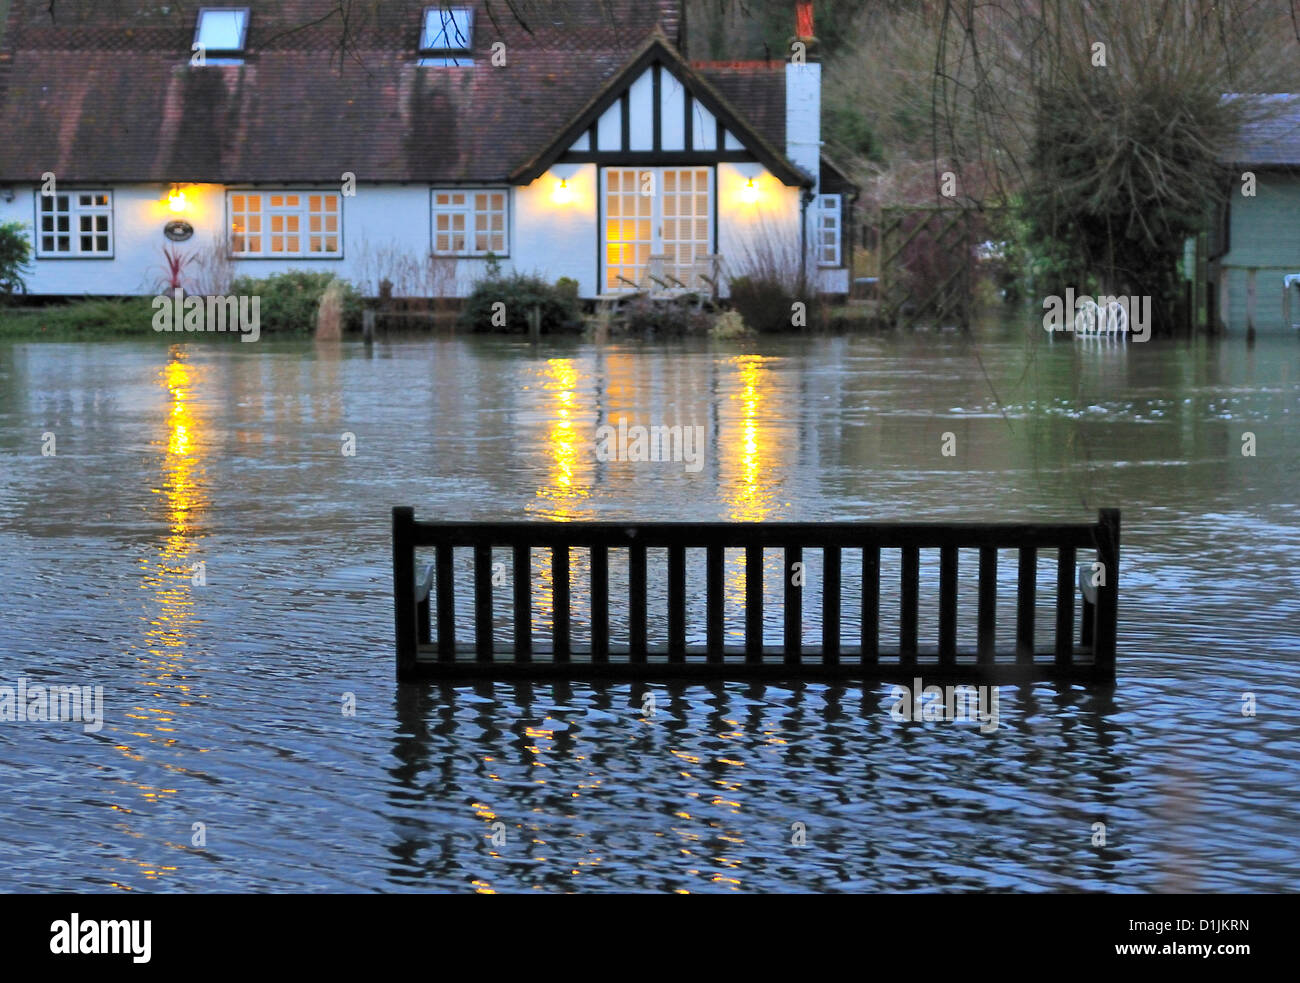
939, 545, 957, 665
629, 543, 647, 663
706, 545, 724, 662
822, 546, 841, 665
1093, 509, 1121, 679
861, 546, 879, 664
392, 507, 417, 680
590, 545, 608, 663
900, 546, 919, 663
513, 545, 532, 663
1054, 546, 1075, 667
1015, 547, 1036, 663
474, 545, 493, 663
784, 545, 802, 666
977, 547, 997, 663
745, 545, 764, 663
435, 542, 455, 663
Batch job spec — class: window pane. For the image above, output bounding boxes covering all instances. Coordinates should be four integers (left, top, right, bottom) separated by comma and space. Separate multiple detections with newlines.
422, 8, 473, 50
196, 9, 248, 50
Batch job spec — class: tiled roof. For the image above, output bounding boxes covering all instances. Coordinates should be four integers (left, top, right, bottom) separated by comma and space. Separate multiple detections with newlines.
1220, 93, 1300, 167
695, 61, 787, 160
0, 0, 708, 182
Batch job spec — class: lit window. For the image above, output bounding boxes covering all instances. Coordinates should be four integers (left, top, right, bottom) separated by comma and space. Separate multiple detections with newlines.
419, 7, 473, 66
432, 190, 507, 256
194, 8, 250, 64
816, 194, 841, 267
36, 191, 112, 257
228, 192, 341, 257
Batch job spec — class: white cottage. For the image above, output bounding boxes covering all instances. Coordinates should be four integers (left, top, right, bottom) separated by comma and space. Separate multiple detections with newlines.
0, 0, 854, 301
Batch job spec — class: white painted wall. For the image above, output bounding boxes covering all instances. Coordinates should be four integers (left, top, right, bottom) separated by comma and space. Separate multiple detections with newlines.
716, 161, 802, 299
2, 166, 821, 302
513, 164, 599, 297
2, 172, 605, 299
661, 71, 686, 150
628, 69, 655, 152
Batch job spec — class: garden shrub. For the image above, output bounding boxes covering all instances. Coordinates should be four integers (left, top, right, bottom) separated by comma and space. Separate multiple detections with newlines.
228, 270, 363, 333
458, 271, 582, 334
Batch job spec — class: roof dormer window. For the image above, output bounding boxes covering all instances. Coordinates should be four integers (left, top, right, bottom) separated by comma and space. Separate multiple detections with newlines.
193, 7, 250, 65
419, 7, 473, 66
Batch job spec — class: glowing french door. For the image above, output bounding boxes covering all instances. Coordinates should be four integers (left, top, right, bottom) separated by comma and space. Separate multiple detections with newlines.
603, 167, 713, 290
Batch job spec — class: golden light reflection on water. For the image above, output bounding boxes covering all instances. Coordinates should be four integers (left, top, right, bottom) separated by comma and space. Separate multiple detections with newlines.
531, 358, 593, 518
722, 354, 781, 523
719, 354, 786, 646
112, 347, 212, 888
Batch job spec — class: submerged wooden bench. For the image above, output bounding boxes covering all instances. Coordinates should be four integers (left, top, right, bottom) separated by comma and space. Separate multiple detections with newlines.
392, 508, 1120, 683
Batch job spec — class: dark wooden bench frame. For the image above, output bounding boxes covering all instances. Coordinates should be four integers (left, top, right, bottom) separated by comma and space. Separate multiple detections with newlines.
392, 508, 1120, 683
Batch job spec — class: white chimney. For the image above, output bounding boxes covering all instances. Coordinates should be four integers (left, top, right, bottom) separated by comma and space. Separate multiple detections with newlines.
786, 1, 820, 193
